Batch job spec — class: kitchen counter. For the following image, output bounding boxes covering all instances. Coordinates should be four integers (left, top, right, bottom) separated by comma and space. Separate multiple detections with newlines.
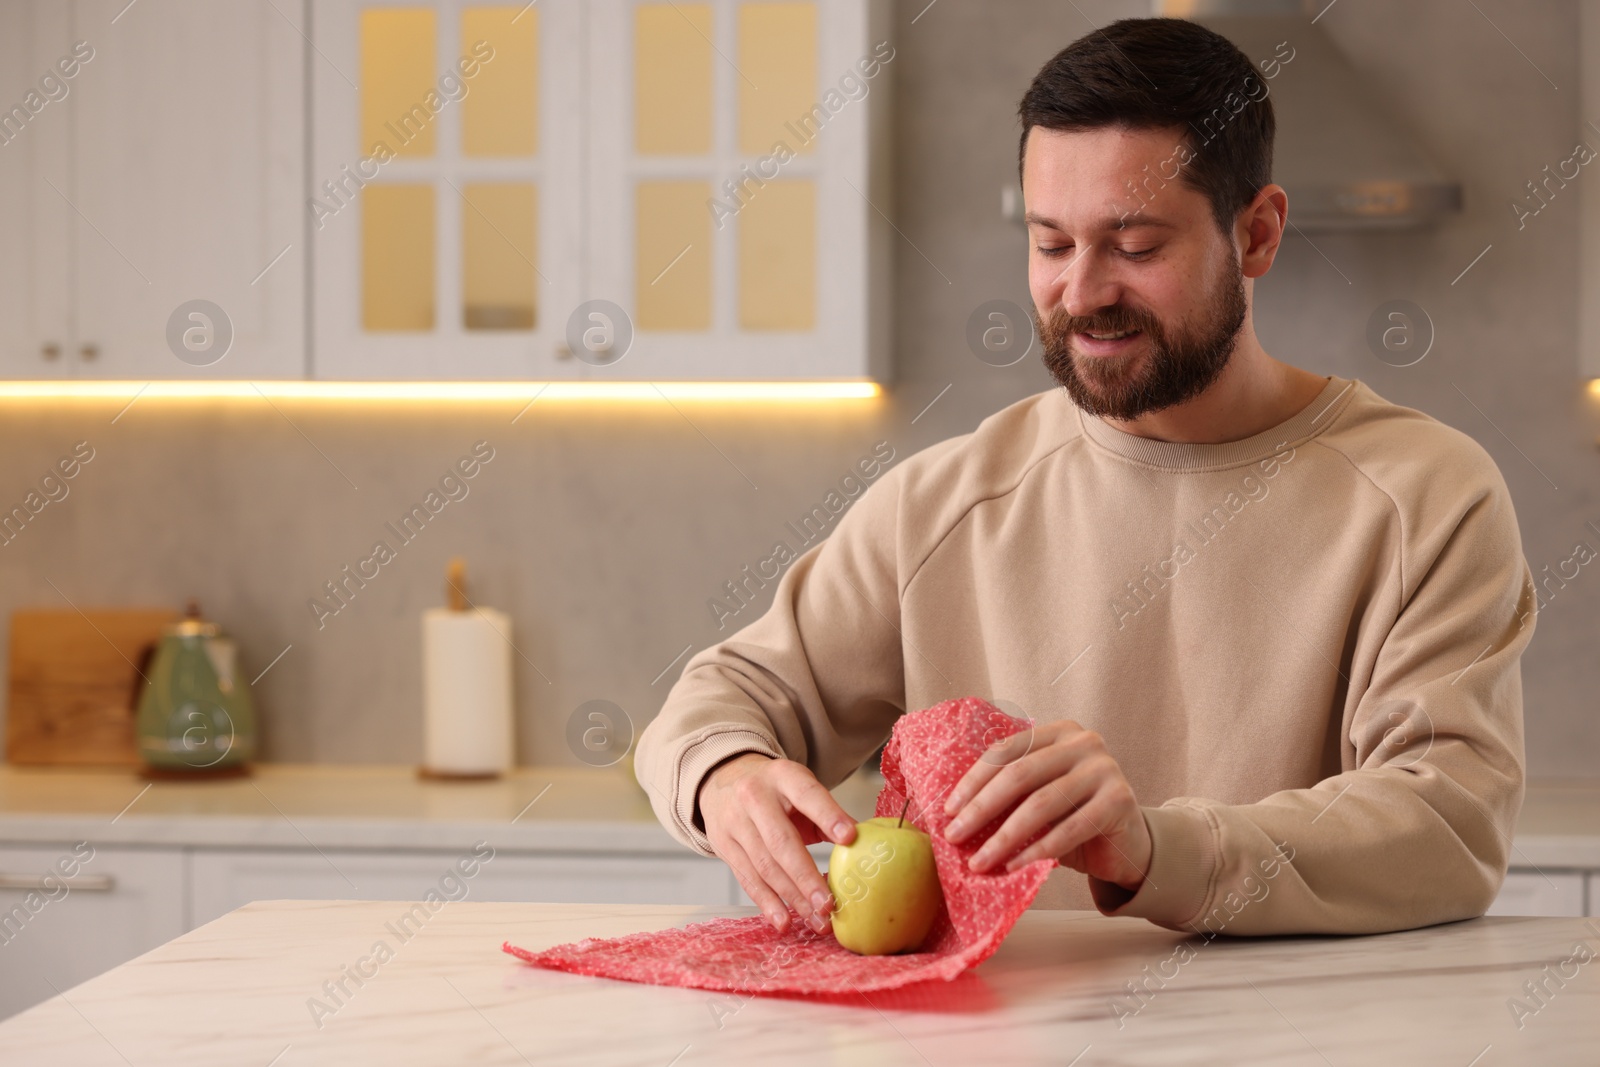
0, 900, 1595, 1065
0, 765, 1592, 864
0, 763, 885, 853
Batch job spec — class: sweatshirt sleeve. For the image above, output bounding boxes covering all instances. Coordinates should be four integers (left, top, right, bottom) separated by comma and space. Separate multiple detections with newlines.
633, 459, 913, 858
1088, 459, 1537, 935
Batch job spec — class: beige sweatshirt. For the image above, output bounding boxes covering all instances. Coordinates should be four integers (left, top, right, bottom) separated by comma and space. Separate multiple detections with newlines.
635, 375, 1537, 936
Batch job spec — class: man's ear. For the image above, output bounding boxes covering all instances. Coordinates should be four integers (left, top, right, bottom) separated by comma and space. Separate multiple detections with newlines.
1238, 184, 1288, 279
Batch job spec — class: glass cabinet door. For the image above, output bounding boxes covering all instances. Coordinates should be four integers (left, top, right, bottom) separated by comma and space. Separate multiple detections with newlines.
310, 0, 889, 381
585, 0, 886, 380
312, 0, 582, 379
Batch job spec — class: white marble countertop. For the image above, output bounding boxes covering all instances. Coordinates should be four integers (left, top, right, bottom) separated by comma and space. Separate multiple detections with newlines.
0, 763, 884, 854
0, 900, 1595, 1065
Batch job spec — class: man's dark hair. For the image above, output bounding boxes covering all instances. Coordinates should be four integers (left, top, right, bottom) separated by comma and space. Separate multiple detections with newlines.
1018, 17, 1275, 237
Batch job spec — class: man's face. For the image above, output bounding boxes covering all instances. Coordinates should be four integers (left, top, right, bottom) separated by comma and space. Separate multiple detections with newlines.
1022, 125, 1250, 421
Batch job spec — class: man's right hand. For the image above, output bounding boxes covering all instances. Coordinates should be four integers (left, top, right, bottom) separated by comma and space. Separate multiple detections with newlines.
697, 752, 858, 934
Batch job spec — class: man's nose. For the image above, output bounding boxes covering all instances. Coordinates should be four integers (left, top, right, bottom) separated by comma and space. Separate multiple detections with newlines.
1057, 252, 1122, 321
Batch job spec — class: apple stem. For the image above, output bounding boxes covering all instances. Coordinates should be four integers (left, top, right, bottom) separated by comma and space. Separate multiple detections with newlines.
897, 796, 911, 829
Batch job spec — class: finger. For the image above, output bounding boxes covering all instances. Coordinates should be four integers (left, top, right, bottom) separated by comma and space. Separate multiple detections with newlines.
720, 835, 794, 932
966, 769, 1091, 872
948, 730, 1103, 843
946, 720, 1059, 816
748, 835, 814, 926
1006, 789, 1122, 871
749, 800, 833, 925
942, 754, 1005, 819
779, 768, 858, 846
792, 816, 828, 847
985, 768, 1103, 871
945, 747, 1062, 845
744, 803, 822, 919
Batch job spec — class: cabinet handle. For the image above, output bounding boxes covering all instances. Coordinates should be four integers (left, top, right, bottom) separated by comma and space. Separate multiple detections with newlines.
79, 343, 99, 361
0, 874, 116, 892
41, 343, 61, 361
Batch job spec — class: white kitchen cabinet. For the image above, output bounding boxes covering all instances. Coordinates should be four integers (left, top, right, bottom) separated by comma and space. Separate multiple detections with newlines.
309, 0, 585, 380
1487, 869, 1588, 917
309, 0, 892, 381
0, 837, 733, 1020
583, 0, 893, 381
2, 0, 892, 382
0, 0, 74, 376
0, 845, 187, 1020
189, 846, 733, 928
0, 0, 305, 380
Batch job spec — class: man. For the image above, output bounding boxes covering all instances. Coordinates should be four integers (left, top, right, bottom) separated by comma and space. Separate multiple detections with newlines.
636, 17, 1535, 938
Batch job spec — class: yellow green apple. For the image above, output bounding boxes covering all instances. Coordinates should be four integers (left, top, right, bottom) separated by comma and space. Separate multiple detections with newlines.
827, 815, 943, 955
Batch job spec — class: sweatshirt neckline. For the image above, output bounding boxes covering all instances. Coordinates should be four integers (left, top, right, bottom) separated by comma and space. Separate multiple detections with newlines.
1073, 374, 1357, 472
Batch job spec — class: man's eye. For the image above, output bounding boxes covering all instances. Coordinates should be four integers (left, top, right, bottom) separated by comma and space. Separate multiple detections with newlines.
1036, 245, 1156, 260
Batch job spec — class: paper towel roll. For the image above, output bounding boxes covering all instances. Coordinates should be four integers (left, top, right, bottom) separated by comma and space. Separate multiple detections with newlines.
422, 606, 513, 776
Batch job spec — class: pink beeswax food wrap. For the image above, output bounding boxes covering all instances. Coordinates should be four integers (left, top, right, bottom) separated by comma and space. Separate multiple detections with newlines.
502, 697, 1057, 995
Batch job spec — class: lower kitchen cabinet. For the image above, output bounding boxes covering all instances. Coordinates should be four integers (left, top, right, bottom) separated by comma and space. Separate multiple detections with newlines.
1487, 869, 1588, 918
0, 845, 187, 1020
188, 848, 733, 928
1, 840, 733, 1022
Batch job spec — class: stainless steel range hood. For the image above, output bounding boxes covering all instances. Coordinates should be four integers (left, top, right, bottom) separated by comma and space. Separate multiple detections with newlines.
1155, 0, 1462, 229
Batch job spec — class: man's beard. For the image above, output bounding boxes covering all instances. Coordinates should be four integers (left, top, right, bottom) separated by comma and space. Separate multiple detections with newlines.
1037, 245, 1249, 421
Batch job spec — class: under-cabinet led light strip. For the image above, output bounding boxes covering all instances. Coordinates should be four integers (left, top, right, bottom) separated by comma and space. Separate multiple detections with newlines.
0, 381, 883, 401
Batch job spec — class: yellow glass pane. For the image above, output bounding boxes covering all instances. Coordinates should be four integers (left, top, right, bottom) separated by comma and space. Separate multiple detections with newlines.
462, 7, 537, 157
635, 4, 712, 155
363, 184, 435, 332
636, 181, 711, 330
463, 182, 537, 330
361, 9, 437, 158
739, 180, 813, 330
738, 2, 816, 156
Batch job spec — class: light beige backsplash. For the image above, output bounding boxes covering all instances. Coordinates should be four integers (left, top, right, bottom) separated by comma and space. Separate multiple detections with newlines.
0, 0, 1594, 776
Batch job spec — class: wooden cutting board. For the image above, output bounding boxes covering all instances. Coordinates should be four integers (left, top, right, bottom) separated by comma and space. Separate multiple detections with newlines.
6, 608, 179, 766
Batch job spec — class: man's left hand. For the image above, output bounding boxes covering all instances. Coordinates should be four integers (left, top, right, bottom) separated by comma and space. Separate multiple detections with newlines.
941, 719, 1152, 890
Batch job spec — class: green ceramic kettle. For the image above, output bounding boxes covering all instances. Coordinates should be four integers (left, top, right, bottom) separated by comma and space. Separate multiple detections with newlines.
136, 600, 256, 774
